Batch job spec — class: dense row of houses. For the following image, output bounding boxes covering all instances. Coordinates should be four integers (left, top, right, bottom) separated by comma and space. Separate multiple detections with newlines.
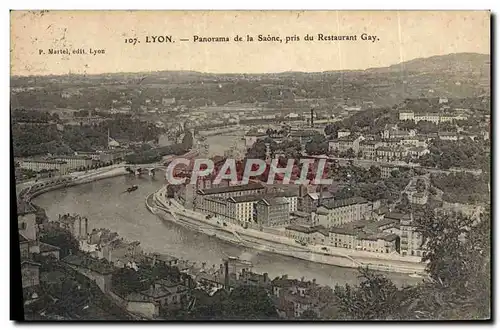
286, 210, 425, 257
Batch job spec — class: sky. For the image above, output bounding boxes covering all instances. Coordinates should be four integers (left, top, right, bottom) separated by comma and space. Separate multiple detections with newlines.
10, 10, 490, 76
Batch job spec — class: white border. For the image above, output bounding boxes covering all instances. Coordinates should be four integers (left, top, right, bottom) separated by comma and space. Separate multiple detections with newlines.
2, 1, 497, 329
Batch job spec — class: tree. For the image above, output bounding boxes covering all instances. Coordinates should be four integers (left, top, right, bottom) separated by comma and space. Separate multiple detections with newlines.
305, 134, 328, 155
324, 123, 339, 138
300, 309, 319, 320
416, 178, 426, 193
222, 285, 278, 320
181, 131, 194, 150
112, 268, 149, 295
39, 227, 79, 258
343, 148, 355, 159
368, 166, 381, 180
335, 209, 491, 320
334, 267, 402, 320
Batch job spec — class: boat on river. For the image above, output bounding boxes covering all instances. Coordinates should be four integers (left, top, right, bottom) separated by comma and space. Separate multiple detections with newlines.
126, 185, 139, 193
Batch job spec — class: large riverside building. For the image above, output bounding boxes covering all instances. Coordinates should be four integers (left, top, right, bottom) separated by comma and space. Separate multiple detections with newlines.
286, 211, 427, 257
19, 159, 70, 175
255, 197, 290, 227
284, 223, 398, 254
399, 214, 426, 257
19, 154, 97, 175
53, 155, 94, 169
197, 192, 294, 227
299, 191, 335, 214
313, 197, 371, 228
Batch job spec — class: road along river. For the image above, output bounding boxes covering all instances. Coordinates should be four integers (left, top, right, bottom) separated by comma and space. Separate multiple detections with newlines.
33, 172, 422, 288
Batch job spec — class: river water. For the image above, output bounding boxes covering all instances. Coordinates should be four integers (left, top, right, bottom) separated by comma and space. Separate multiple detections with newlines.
34, 173, 421, 288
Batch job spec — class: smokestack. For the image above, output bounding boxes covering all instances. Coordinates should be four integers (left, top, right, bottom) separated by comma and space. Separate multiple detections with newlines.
84, 217, 88, 237
78, 216, 82, 239
310, 108, 314, 128
318, 186, 324, 208
224, 260, 229, 290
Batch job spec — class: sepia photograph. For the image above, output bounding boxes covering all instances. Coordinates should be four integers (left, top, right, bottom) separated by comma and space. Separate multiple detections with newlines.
10, 10, 491, 321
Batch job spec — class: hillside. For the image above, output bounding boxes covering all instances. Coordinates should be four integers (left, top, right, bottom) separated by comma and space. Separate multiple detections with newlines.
10, 53, 491, 109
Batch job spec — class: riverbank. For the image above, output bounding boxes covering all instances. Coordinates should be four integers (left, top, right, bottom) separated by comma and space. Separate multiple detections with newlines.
17, 165, 129, 205
147, 187, 427, 275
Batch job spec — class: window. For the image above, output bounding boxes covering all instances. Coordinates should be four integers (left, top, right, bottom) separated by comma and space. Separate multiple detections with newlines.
19, 222, 26, 230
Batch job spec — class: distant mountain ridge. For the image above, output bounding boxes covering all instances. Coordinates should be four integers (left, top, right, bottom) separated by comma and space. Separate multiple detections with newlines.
11, 52, 490, 102
373, 52, 490, 74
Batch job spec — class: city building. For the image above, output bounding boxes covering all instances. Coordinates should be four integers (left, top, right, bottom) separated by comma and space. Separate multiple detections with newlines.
410, 192, 428, 205
327, 222, 398, 253
274, 191, 299, 213
19, 159, 69, 175
300, 191, 335, 214
407, 147, 430, 158
379, 165, 398, 178
398, 110, 468, 124
328, 135, 364, 154
438, 131, 459, 141
227, 195, 261, 225
57, 214, 89, 240
381, 125, 416, 139
21, 260, 40, 289
375, 146, 407, 161
399, 214, 426, 257
271, 275, 323, 319
337, 129, 351, 138
285, 224, 329, 245
313, 197, 371, 228
255, 197, 290, 227
359, 140, 382, 159
62, 254, 116, 292
39, 242, 61, 260
54, 155, 94, 170
144, 253, 180, 268
399, 137, 428, 148
137, 279, 190, 312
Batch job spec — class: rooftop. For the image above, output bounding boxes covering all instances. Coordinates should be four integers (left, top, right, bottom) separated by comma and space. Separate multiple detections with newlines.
19, 234, 29, 243
198, 182, 265, 195
39, 242, 61, 253
228, 195, 263, 203
290, 130, 318, 137
148, 253, 179, 263
320, 197, 368, 209
307, 192, 334, 200
258, 197, 289, 206
21, 159, 67, 165
384, 212, 407, 221
285, 224, 317, 234
62, 254, 115, 274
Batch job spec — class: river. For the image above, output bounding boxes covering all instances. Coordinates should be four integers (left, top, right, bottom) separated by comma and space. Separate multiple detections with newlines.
33, 173, 421, 288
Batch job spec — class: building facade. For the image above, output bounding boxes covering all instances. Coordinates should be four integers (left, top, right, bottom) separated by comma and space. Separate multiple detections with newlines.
314, 197, 371, 228
255, 197, 290, 227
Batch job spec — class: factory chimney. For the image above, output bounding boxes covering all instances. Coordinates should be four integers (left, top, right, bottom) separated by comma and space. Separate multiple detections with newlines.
310, 108, 314, 128
224, 260, 229, 290
78, 216, 82, 239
